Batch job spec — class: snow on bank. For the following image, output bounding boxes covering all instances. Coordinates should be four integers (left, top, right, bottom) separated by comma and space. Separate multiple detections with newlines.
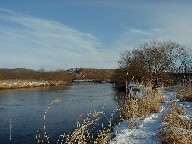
111, 91, 185, 144
0, 80, 49, 89
111, 109, 165, 144
0, 80, 68, 89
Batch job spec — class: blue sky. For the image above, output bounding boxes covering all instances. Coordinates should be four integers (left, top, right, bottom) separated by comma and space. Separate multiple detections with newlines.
0, 0, 192, 70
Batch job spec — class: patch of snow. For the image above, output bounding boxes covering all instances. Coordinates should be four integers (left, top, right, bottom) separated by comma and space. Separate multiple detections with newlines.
111, 112, 164, 144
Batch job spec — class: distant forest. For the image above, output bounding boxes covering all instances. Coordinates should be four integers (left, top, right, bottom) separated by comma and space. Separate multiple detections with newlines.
0, 68, 114, 84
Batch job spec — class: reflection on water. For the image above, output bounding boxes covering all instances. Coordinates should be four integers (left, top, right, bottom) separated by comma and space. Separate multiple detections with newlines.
0, 82, 120, 144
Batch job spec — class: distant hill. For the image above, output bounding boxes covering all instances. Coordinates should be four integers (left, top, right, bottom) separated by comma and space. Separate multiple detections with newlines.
0, 68, 36, 80
0, 68, 115, 82
69, 68, 115, 81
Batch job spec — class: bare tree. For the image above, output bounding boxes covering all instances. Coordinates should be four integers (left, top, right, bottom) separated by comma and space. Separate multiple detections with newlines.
114, 41, 191, 89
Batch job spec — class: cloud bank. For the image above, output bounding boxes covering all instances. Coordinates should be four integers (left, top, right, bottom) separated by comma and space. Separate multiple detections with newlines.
0, 8, 117, 70
114, 5, 192, 52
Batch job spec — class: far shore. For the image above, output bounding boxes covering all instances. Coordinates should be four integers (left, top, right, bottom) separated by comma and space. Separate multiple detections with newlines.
0, 80, 69, 90
0, 79, 112, 90
73, 79, 112, 83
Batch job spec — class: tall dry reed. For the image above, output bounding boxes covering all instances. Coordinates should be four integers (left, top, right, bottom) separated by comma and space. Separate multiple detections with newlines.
123, 88, 166, 119
159, 103, 192, 144
36, 98, 62, 144
177, 83, 192, 101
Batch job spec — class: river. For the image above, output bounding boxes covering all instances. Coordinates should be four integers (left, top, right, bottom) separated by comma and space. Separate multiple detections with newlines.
0, 82, 120, 144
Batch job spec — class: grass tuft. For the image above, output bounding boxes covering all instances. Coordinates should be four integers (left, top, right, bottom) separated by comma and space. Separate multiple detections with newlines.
177, 84, 192, 101
123, 88, 166, 119
159, 104, 192, 144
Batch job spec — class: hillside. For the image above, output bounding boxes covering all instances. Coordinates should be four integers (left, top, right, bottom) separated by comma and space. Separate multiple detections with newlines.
69, 68, 114, 81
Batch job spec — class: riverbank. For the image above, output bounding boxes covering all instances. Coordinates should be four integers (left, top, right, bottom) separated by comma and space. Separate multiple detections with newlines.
73, 79, 111, 83
0, 68, 114, 90
110, 88, 192, 143
0, 79, 113, 90
0, 80, 69, 90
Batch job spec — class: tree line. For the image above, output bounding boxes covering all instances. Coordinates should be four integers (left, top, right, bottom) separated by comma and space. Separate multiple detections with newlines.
0, 68, 114, 83
0, 68, 72, 83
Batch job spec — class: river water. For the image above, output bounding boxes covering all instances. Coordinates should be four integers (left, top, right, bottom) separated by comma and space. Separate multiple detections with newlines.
0, 82, 119, 144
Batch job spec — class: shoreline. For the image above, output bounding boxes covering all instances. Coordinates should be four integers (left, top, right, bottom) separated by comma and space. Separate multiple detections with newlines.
0, 79, 112, 90
73, 79, 112, 83
0, 80, 69, 90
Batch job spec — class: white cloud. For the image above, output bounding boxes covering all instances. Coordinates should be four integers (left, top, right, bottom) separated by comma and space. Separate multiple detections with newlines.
0, 8, 118, 70
116, 28, 169, 47
114, 16, 192, 53
112, 2, 192, 53
160, 13, 192, 47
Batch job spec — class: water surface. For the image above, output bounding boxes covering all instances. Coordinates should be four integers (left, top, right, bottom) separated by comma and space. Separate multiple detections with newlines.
0, 82, 118, 143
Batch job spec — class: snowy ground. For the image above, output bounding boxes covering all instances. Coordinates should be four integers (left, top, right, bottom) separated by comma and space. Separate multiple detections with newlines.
110, 90, 192, 144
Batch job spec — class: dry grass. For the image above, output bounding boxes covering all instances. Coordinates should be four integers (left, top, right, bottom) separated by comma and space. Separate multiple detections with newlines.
64, 111, 103, 144
94, 119, 113, 144
36, 97, 117, 144
74, 68, 114, 81
159, 127, 192, 144
36, 98, 62, 144
123, 88, 166, 119
177, 84, 192, 101
64, 112, 114, 144
36, 110, 106, 144
159, 104, 192, 144
94, 129, 110, 144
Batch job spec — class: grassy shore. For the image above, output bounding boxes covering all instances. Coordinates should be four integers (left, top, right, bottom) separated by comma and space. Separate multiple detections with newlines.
176, 84, 192, 101
109, 80, 192, 144
123, 88, 166, 119
0, 80, 69, 89
159, 103, 192, 144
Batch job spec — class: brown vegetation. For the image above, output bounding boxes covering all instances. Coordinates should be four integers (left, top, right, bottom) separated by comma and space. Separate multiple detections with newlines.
123, 88, 166, 119
0, 68, 72, 89
159, 104, 192, 144
0, 68, 114, 90
0, 68, 72, 82
177, 83, 192, 101
64, 111, 104, 144
112, 41, 192, 90
73, 68, 114, 81
36, 108, 113, 144
0, 68, 114, 82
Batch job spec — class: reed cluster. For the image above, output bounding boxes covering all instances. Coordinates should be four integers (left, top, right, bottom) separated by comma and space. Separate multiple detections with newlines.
123, 88, 166, 119
64, 111, 103, 143
177, 83, 192, 101
159, 103, 192, 144
94, 119, 113, 144
36, 97, 115, 144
